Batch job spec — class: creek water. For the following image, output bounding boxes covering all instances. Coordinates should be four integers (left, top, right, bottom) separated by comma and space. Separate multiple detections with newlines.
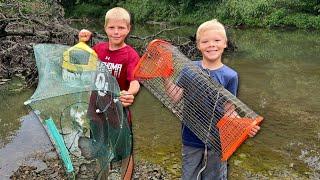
0, 27, 319, 179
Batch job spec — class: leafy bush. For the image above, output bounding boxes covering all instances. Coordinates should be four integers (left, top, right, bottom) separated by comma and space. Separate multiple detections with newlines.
70, 3, 105, 18
120, 0, 181, 23
64, 0, 320, 30
282, 13, 320, 29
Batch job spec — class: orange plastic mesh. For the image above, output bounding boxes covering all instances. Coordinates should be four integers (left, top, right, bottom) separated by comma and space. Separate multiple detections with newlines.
134, 40, 174, 79
217, 116, 263, 161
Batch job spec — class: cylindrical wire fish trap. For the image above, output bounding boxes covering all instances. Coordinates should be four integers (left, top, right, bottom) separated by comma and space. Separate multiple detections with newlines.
134, 39, 263, 161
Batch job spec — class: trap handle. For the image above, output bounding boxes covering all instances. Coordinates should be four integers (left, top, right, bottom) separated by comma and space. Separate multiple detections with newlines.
44, 118, 74, 173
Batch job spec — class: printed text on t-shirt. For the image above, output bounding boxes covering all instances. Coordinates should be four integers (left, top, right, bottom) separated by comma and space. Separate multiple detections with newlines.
103, 61, 122, 78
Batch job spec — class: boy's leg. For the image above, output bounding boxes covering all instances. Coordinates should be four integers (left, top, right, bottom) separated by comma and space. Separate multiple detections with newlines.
202, 150, 227, 180
121, 155, 134, 180
182, 145, 204, 180
121, 107, 134, 180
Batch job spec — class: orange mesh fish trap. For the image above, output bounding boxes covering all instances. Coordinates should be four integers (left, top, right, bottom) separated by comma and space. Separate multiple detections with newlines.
134, 39, 263, 161
134, 39, 174, 79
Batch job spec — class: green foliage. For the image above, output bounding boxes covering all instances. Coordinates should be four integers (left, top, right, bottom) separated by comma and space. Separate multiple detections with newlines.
274, 0, 320, 14
60, 0, 76, 11
216, 0, 273, 26
64, 0, 320, 30
161, 0, 215, 13
70, 3, 106, 18
171, 1, 221, 25
119, 0, 156, 23
216, 0, 320, 29
62, 0, 123, 17
120, 0, 181, 23
265, 8, 287, 27
281, 13, 320, 29
263, 0, 320, 29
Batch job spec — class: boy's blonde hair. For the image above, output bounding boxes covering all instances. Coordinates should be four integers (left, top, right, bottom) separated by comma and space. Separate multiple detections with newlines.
105, 7, 131, 27
196, 19, 227, 42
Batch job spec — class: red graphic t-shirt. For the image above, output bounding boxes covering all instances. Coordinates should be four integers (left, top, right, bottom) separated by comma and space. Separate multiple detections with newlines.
93, 42, 140, 91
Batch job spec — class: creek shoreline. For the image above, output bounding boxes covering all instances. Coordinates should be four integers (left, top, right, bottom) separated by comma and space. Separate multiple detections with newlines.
10, 151, 173, 180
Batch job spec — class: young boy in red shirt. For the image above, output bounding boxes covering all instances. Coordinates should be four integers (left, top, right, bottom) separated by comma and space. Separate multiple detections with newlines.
79, 7, 139, 180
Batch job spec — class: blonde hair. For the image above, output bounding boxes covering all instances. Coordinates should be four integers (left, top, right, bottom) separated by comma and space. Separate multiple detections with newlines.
104, 7, 131, 27
196, 19, 227, 42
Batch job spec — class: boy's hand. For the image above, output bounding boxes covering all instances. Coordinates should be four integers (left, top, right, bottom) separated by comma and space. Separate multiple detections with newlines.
248, 125, 260, 138
78, 29, 92, 43
119, 90, 134, 107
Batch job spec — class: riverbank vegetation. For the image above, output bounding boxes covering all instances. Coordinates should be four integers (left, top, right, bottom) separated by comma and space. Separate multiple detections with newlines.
62, 0, 320, 30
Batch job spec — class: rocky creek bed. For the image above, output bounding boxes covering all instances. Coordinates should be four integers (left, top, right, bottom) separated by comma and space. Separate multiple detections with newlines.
10, 154, 172, 180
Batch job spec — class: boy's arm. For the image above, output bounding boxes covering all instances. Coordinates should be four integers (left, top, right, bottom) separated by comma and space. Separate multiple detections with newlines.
164, 78, 183, 103
224, 74, 239, 118
224, 103, 260, 138
248, 125, 260, 137
79, 29, 92, 42
119, 48, 141, 107
223, 100, 261, 137
119, 80, 140, 107
224, 101, 239, 118
126, 80, 140, 96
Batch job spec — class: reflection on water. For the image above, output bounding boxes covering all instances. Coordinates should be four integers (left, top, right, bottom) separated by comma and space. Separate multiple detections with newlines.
0, 78, 34, 148
0, 112, 54, 179
0, 28, 319, 179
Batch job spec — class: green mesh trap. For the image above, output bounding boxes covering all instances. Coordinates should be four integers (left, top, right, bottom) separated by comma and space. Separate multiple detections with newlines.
24, 43, 132, 178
